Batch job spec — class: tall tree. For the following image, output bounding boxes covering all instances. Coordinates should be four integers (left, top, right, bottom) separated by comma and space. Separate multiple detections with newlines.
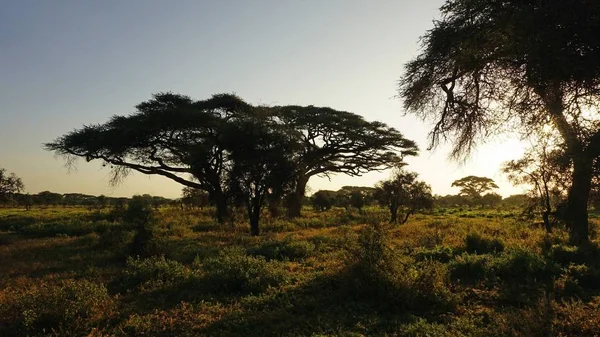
451, 176, 499, 202
400, 0, 600, 245
0, 168, 24, 203
274, 105, 418, 217
45, 92, 253, 223
226, 117, 298, 236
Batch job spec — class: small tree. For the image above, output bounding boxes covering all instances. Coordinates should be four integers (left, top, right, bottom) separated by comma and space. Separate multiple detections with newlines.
502, 138, 569, 233
374, 170, 434, 223
481, 193, 502, 208
0, 168, 24, 204
312, 190, 334, 212
181, 187, 210, 209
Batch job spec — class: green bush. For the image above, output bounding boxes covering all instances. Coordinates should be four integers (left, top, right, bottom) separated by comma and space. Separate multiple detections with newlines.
414, 246, 454, 263
202, 247, 290, 294
465, 232, 504, 254
0, 279, 113, 336
250, 236, 316, 261
342, 224, 456, 312
449, 253, 492, 283
120, 256, 191, 292
491, 249, 552, 283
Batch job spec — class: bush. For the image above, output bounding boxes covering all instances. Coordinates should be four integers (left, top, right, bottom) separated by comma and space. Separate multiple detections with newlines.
120, 256, 191, 292
342, 224, 456, 312
250, 236, 316, 261
449, 253, 492, 283
465, 232, 505, 254
414, 246, 454, 263
491, 249, 552, 283
202, 247, 289, 294
0, 279, 113, 336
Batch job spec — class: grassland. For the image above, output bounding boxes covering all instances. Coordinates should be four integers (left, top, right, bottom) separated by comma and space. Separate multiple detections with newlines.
1, 206, 600, 336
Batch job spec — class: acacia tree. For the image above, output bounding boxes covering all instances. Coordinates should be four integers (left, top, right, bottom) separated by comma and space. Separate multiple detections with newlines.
374, 170, 434, 223
226, 117, 298, 236
0, 168, 24, 203
45, 93, 253, 223
274, 105, 418, 217
451, 176, 499, 204
400, 0, 600, 245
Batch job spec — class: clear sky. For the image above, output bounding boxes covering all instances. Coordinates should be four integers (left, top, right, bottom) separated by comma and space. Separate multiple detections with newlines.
0, 0, 527, 199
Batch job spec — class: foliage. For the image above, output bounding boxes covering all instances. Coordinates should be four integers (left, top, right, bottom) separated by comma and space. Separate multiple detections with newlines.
451, 176, 499, 202
120, 255, 191, 292
0, 279, 113, 336
374, 169, 434, 223
311, 190, 335, 211
399, 0, 600, 245
226, 117, 298, 236
274, 105, 419, 217
0, 167, 24, 203
201, 247, 290, 294
250, 236, 315, 261
465, 232, 505, 254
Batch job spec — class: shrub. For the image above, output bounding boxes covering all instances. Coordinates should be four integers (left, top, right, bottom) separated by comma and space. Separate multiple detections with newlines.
120, 256, 191, 292
202, 247, 289, 294
491, 249, 552, 283
465, 232, 504, 254
414, 246, 454, 263
0, 279, 113, 336
449, 253, 492, 283
342, 224, 456, 312
250, 236, 316, 261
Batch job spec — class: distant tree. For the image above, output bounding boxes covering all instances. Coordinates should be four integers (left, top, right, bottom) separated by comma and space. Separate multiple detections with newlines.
274, 105, 418, 217
502, 194, 531, 208
481, 193, 502, 208
374, 170, 434, 223
451, 176, 498, 204
312, 190, 335, 212
0, 168, 24, 203
349, 191, 366, 214
399, 0, 600, 245
226, 117, 298, 236
181, 187, 209, 209
35, 191, 63, 206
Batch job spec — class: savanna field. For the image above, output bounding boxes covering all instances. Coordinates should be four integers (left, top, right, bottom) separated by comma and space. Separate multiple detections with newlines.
2, 205, 600, 337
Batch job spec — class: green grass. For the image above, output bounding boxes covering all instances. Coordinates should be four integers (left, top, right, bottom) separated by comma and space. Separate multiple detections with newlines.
1, 206, 600, 336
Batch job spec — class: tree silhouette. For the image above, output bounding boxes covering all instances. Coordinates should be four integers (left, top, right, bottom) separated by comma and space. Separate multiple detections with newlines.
503, 137, 570, 232
374, 170, 434, 223
274, 105, 418, 217
451, 176, 499, 202
45, 92, 253, 223
226, 117, 298, 236
400, 0, 600, 245
0, 168, 24, 203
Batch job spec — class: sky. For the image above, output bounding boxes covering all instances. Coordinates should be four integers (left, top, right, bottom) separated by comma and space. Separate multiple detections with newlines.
0, 0, 528, 199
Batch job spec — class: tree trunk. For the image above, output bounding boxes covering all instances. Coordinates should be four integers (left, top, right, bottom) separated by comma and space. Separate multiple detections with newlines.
542, 210, 552, 234
249, 204, 260, 236
213, 192, 229, 224
567, 158, 592, 246
287, 175, 308, 218
400, 209, 414, 224
390, 205, 398, 223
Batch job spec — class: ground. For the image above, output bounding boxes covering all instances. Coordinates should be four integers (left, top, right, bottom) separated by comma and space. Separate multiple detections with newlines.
1, 206, 600, 336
